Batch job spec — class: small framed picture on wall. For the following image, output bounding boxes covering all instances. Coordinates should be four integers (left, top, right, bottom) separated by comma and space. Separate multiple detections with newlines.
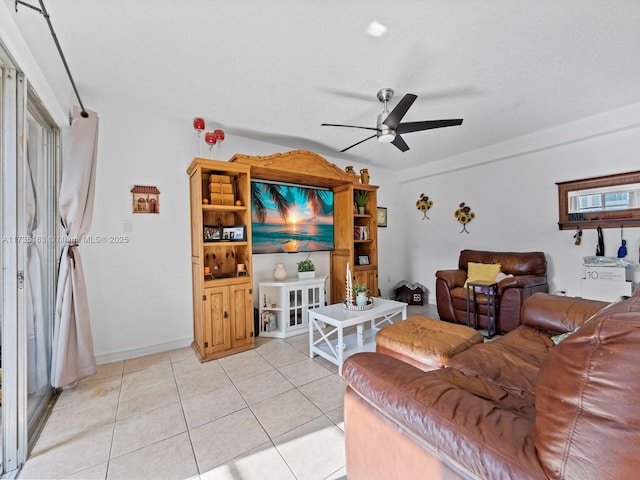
377, 207, 387, 227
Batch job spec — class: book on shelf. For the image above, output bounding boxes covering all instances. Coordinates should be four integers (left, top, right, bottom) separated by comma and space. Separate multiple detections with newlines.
354, 225, 369, 240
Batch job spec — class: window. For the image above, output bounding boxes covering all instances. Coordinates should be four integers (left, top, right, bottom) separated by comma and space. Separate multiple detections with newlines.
557, 171, 640, 230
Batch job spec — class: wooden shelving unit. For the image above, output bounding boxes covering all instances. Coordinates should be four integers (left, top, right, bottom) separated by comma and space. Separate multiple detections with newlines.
331, 183, 379, 303
187, 150, 380, 344
187, 158, 255, 362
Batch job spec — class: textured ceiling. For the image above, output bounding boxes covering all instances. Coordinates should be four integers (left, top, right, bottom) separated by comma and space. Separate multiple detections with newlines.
6, 0, 640, 170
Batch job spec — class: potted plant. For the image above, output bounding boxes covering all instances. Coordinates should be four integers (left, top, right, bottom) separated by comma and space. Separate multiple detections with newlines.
297, 255, 315, 279
352, 281, 370, 306
354, 190, 369, 214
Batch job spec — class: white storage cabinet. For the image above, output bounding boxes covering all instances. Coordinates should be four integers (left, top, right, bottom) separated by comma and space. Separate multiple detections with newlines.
258, 276, 327, 338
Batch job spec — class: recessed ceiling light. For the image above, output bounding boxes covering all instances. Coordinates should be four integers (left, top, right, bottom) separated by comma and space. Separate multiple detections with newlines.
366, 21, 388, 38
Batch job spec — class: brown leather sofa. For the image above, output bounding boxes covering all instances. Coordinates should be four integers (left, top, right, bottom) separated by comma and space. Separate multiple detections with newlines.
435, 249, 548, 333
343, 291, 640, 479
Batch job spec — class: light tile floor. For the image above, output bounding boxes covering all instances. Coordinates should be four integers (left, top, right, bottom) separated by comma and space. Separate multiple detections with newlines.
17, 304, 439, 480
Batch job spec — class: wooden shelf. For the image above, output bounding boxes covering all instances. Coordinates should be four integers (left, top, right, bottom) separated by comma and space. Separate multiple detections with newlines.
202, 204, 246, 212
558, 218, 640, 230
204, 241, 249, 247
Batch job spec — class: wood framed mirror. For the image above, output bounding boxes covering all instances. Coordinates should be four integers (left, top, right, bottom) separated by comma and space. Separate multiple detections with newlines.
557, 171, 640, 230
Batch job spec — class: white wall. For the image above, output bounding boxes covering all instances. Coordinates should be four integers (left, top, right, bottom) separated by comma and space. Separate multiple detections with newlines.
400, 103, 640, 303
81, 103, 407, 363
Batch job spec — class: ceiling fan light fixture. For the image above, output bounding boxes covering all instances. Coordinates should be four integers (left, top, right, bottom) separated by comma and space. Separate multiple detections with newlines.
377, 127, 395, 143
377, 133, 395, 143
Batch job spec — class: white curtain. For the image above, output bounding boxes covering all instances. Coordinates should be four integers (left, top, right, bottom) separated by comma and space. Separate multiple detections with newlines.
51, 107, 99, 388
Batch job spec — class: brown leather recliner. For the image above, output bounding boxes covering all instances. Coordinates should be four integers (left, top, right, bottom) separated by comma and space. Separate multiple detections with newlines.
435, 249, 548, 333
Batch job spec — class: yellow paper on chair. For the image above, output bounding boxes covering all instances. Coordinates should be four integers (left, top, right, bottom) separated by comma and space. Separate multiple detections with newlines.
464, 262, 501, 287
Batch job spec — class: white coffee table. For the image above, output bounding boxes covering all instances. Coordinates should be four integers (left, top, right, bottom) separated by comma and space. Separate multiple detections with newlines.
308, 298, 407, 375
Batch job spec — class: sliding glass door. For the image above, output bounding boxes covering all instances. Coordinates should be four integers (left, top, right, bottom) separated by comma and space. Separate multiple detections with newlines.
1, 45, 59, 475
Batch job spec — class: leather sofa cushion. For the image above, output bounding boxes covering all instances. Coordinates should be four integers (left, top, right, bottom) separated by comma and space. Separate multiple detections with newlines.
343, 352, 547, 479
459, 249, 546, 276
376, 316, 483, 370
533, 293, 640, 480
448, 325, 555, 401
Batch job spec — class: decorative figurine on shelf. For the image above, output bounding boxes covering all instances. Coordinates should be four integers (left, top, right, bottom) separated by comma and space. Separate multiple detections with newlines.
455, 202, 475, 233
416, 193, 433, 220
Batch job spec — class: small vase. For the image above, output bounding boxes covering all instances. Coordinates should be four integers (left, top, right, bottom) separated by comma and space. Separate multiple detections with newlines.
358, 206, 366, 214
356, 292, 368, 307
273, 263, 287, 281
360, 168, 370, 184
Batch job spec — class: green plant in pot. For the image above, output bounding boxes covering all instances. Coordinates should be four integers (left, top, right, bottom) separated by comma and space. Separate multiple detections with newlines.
297, 255, 315, 279
354, 190, 369, 214
353, 281, 370, 306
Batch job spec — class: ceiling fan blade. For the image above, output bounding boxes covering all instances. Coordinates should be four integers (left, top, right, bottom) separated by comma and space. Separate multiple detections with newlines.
382, 93, 417, 129
396, 119, 463, 134
321, 123, 378, 132
391, 135, 409, 152
341, 134, 377, 152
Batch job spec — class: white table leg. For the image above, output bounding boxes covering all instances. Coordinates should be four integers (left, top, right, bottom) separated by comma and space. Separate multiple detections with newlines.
357, 323, 364, 346
337, 326, 344, 375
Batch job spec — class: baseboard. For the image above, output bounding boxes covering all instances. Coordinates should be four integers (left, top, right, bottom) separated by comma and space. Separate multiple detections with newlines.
95, 337, 193, 365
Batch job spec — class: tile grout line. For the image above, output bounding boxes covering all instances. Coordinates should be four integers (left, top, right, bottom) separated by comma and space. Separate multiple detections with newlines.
170, 354, 204, 479
104, 360, 126, 480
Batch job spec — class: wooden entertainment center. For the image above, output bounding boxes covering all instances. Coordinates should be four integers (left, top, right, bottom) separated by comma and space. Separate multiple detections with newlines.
187, 150, 379, 362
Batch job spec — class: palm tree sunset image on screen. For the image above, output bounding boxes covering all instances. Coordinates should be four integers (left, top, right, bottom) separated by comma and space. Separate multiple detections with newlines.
251, 181, 335, 254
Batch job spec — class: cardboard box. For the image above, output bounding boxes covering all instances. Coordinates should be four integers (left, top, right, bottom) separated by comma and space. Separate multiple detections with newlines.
584, 265, 630, 282
580, 279, 636, 302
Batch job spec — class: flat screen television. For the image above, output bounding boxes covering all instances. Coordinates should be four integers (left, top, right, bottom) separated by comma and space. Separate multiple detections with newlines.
251, 180, 334, 254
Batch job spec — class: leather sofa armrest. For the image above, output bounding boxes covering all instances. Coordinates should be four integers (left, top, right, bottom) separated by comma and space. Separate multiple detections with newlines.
497, 275, 546, 294
435, 269, 466, 290
522, 293, 608, 333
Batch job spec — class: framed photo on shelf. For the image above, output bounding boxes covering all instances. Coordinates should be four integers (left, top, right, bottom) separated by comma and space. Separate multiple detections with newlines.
377, 207, 388, 227
357, 255, 370, 266
222, 225, 246, 241
203, 225, 222, 242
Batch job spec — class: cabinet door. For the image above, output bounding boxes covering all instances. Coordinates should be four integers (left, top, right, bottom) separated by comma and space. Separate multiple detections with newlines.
203, 286, 231, 354
354, 269, 378, 297
229, 283, 254, 348
287, 287, 305, 329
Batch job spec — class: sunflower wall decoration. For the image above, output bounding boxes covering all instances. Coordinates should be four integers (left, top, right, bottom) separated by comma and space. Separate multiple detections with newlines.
416, 193, 433, 220
454, 202, 475, 233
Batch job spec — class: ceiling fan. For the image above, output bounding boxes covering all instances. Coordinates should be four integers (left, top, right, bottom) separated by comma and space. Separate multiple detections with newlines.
322, 88, 463, 153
